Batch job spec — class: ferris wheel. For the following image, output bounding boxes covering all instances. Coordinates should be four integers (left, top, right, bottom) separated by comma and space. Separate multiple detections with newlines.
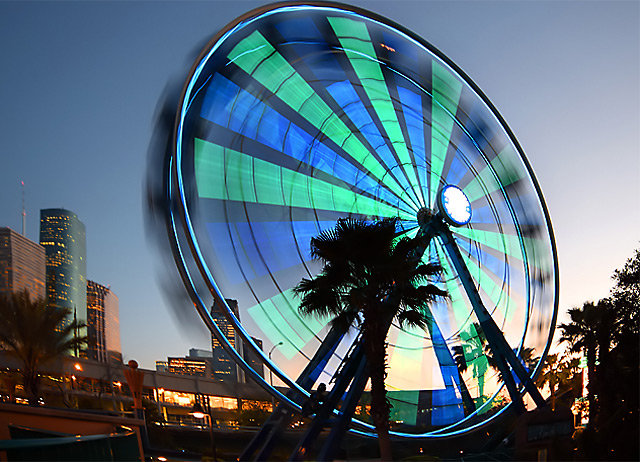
161, 0, 559, 447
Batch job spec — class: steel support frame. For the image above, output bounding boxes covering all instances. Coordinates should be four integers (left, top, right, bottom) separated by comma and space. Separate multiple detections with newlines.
423, 217, 547, 412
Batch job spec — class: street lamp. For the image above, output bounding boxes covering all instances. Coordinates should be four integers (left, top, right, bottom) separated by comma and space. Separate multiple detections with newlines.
190, 398, 217, 462
268, 342, 284, 408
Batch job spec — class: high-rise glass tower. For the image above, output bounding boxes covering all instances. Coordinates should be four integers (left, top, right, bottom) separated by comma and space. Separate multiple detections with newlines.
39, 209, 87, 339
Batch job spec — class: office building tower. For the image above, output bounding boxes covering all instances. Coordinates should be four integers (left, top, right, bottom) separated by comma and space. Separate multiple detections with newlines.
155, 361, 168, 372
39, 209, 87, 338
86, 280, 121, 363
0, 227, 46, 301
211, 299, 240, 382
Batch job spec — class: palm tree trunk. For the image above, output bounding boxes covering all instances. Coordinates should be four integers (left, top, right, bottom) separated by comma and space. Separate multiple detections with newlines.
365, 318, 394, 461
586, 343, 597, 428
22, 367, 40, 406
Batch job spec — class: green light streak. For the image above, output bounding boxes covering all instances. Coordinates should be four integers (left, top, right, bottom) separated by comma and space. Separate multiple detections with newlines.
227, 30, 409, 204
434, 243, 471, 329
194, 139, 414, 220
388, 325, 426, 364
463, 145, 527, 203
251, 290, 327, 360
247, 289, 326, 360
388, 390, 419, 426
430, 63, 462, 206
328, 17, 423, 206
453, 227, 546, 277
453, 228, 523, 261
457, 251, 515, 322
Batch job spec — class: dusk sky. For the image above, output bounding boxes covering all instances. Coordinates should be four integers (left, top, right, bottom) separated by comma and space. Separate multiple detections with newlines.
1, 0, 638, 370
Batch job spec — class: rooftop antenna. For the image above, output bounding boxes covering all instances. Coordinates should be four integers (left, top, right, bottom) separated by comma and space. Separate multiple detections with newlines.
21, 181, 26, 237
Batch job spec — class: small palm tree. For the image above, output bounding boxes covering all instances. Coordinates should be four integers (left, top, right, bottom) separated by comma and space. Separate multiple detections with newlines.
294, 218, 446, 460
535, 352, 580, 410
559, 301, 601, 426
0, 290, 87, 404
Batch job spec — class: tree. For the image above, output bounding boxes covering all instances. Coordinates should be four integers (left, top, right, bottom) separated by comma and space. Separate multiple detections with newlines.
294, 218, 446, 460
601, 249, 639, 460
559, 248, 639, 460
0, 290, 87, 404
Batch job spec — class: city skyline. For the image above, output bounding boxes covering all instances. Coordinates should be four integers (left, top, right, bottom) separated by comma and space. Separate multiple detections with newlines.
0, 1, 638, 370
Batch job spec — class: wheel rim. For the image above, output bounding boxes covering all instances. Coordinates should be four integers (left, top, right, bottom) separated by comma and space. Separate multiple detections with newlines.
167, 2, 559, 437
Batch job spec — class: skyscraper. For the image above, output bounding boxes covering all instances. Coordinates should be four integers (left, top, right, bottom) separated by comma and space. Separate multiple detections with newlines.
210, 299, 265, 383
211, 299, 240, 382
0, 227, 46, 301
86, 280, 121, 363
39, 209, 87, 337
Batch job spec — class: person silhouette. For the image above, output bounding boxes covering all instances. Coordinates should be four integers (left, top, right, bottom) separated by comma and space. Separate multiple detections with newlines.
302, 382, 328, 416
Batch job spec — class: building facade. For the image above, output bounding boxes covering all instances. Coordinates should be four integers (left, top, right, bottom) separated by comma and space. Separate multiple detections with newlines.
39, 209, 87, 337
86, 280, 121, 363
0, 227, 46, 301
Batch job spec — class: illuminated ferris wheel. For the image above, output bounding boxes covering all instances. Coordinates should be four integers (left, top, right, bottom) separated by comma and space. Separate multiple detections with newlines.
160, 1, 559, 455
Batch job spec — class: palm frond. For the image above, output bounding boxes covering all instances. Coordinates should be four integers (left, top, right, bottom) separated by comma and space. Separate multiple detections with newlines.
396, 309, 428, 330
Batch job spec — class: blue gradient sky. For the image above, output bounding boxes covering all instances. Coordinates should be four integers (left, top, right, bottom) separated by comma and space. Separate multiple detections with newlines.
1, 0, 638, 369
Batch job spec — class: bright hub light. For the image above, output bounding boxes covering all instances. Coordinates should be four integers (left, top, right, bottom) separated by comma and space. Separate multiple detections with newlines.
438, 185, 471, 226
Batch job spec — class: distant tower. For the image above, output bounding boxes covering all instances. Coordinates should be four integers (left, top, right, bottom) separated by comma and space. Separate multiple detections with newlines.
86, 280, 121, 363
0, 227, 46, 301
39, 209, 87, 349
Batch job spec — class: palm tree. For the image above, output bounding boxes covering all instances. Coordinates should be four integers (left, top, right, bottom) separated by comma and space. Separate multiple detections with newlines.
559, 301, 601, 427
294, 218, 446, 461
0, 290, 87, 404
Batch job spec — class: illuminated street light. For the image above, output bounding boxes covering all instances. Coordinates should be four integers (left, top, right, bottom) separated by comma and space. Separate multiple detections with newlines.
190, 402, 206, 419
268, 341, 284, 408
190, 400, 217, 461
